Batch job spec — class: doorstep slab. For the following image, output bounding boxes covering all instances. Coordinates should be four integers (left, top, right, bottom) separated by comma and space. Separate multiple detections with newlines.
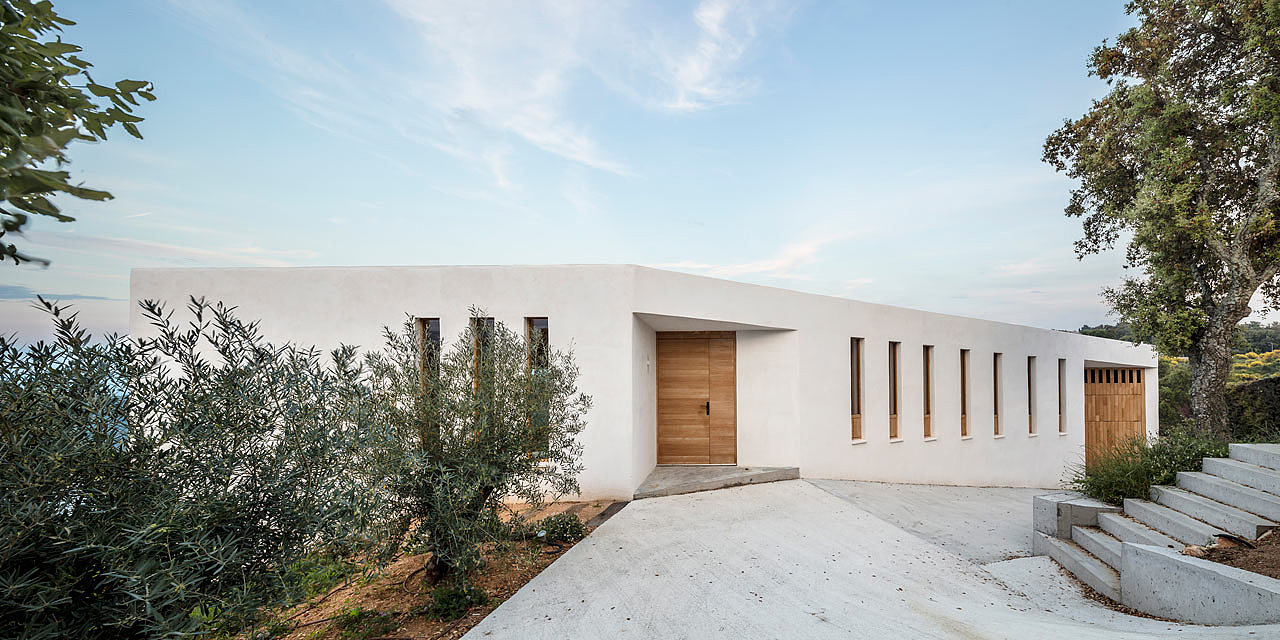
633, 465, 799, 499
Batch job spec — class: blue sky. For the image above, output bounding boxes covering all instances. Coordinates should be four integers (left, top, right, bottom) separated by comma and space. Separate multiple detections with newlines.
5, 0, 1152, 339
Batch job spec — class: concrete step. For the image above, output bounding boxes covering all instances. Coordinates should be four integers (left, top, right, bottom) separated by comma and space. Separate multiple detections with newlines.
1150, 485, 1277, 540
1038, 532, 1120, 601
1230, 443, 1280, 472
1123, 498, 1223, 546
1097, 512, 1181, 550
1203, 458, 1280, 497
1177, 471, 1280, 522
1071, 525, 1121, 569
633, 466, 800, 500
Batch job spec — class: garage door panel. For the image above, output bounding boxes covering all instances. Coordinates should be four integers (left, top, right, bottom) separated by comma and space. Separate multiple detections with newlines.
1084, 367, 1146, 467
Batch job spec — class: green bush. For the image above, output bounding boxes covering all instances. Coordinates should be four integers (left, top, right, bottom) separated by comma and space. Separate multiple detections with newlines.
1225, 376, 1280, 442
0, 301, 591, 637
285, 550, 362, 600
0, 299, 387, 639
1158, 355, 1192, 430
530, 512, 588, 543
363, 309, 591, 585
331, 607, 401, 640
421, 584, 489, 621
1067, 429, 1229, 505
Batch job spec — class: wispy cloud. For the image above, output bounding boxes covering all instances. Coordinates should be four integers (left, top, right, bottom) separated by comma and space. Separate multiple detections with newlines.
660, 0, 779, 111
27, 231, 318, 267
657, 231, 850, 280
0, 284, 123, 302
168, 0, 789, 187
996, 257, 1059, 277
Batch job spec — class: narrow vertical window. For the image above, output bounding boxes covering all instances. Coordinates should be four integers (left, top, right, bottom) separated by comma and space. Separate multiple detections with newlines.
851, 337, 864, 440
993, 352, 1003, 436
1057, 358, 1066, 433
960, 349, 970, 437
1027, 356, 1037, 435
417, 317, 441, 383
526, 317, 549, 368
923, 345, 934, 438
888, 341, 901, 439
526, 317, 551, 454
471, 316, 496, 374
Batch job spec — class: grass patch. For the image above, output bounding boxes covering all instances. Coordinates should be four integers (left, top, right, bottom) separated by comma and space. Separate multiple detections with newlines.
419, 583, 490, 621
287, 551, 361, 600
331, 606, 402, 640
1067, 428, 1229, 506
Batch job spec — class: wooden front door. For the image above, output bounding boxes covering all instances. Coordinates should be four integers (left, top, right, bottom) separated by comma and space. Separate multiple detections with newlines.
1084, 367, 1146, 466
656, 331, 736, 464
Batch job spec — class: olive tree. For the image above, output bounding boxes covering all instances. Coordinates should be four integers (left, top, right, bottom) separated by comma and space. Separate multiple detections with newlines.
1044, 0, 1280, 437
364, 310, 590, 585
0, 298, 386, 639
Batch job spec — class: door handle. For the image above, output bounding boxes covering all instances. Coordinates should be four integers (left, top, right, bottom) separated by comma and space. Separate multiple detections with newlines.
705, 401, 710, 416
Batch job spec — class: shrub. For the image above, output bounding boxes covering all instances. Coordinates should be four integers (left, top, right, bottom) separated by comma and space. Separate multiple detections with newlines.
285, 550, 362, 600
421, 584, 489, 621
363, 309, 591, 585
1067, 428, 1229, 505
0, 299, 387, 639
529, 512, 588, 543
331, 607, 401, 640
1158, 355, 1192, 430
1226, 376, 1280, 442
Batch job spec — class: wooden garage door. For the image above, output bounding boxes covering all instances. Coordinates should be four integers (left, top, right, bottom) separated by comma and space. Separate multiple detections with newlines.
1084, 367, 1146, 467
656, 331, 736, 464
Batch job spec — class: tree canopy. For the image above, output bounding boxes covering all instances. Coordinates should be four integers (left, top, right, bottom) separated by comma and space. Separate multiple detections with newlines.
1, 0, 154, 266
1044, 0, 1280, 435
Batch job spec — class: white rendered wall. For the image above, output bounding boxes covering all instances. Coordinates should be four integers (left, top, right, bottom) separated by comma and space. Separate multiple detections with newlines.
132, 264, 1158, 499
130, 265, 641, 500
628, 266, 1158, 490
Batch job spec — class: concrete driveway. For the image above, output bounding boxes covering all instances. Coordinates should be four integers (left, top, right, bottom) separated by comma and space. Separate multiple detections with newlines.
465, 480, 1278, 639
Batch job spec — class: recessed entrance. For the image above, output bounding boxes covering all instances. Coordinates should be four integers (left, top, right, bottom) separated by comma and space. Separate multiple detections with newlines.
656, 331, 736, 464
1084, 367, 1146, 466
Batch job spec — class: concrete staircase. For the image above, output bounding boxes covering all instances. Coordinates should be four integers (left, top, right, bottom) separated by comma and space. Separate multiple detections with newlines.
1039, 443, 1280, 608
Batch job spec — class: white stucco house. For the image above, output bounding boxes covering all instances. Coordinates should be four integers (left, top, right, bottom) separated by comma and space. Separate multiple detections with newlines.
130, 264, 1157, 500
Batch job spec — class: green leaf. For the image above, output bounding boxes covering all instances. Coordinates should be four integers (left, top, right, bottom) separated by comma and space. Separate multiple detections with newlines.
115, 79, 150, 93
85, 83, 115, 98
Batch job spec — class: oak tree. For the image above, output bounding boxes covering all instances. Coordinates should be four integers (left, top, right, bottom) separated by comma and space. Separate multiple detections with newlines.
1045, 0, 1280, 437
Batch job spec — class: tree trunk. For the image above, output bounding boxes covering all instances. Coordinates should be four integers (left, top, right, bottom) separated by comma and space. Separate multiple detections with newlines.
1188, 307, 1244, 440
1187, 325, 1228, 440
422, 553, 450, 586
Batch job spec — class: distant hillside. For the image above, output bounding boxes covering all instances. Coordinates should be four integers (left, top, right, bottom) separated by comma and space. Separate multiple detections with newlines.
1076, 321, 1280, 356
1159, 349, 1280, 430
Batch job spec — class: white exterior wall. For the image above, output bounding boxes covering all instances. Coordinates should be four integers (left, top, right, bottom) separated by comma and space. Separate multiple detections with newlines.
131, 264, 1158, 500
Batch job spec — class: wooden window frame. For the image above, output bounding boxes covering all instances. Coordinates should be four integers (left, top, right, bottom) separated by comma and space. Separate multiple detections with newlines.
923, 345, 934, 438
1027, 355, 1037, 435
416, 317, 441, 385
525, 317, 550, 369
993, 352, 1003, 436
888, 341, 901, 439
851, 337, 864, 440
525, 317, 551, 457
1057, 358, 1066, 433
470, 316, 496, 389
960, 349, 970, 437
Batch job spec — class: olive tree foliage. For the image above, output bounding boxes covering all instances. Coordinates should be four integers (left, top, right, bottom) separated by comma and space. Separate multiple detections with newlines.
363, 311, 590, 585
0, 298, 386, 639
1044, 0, 1280, 437
1, 0, 154, 266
